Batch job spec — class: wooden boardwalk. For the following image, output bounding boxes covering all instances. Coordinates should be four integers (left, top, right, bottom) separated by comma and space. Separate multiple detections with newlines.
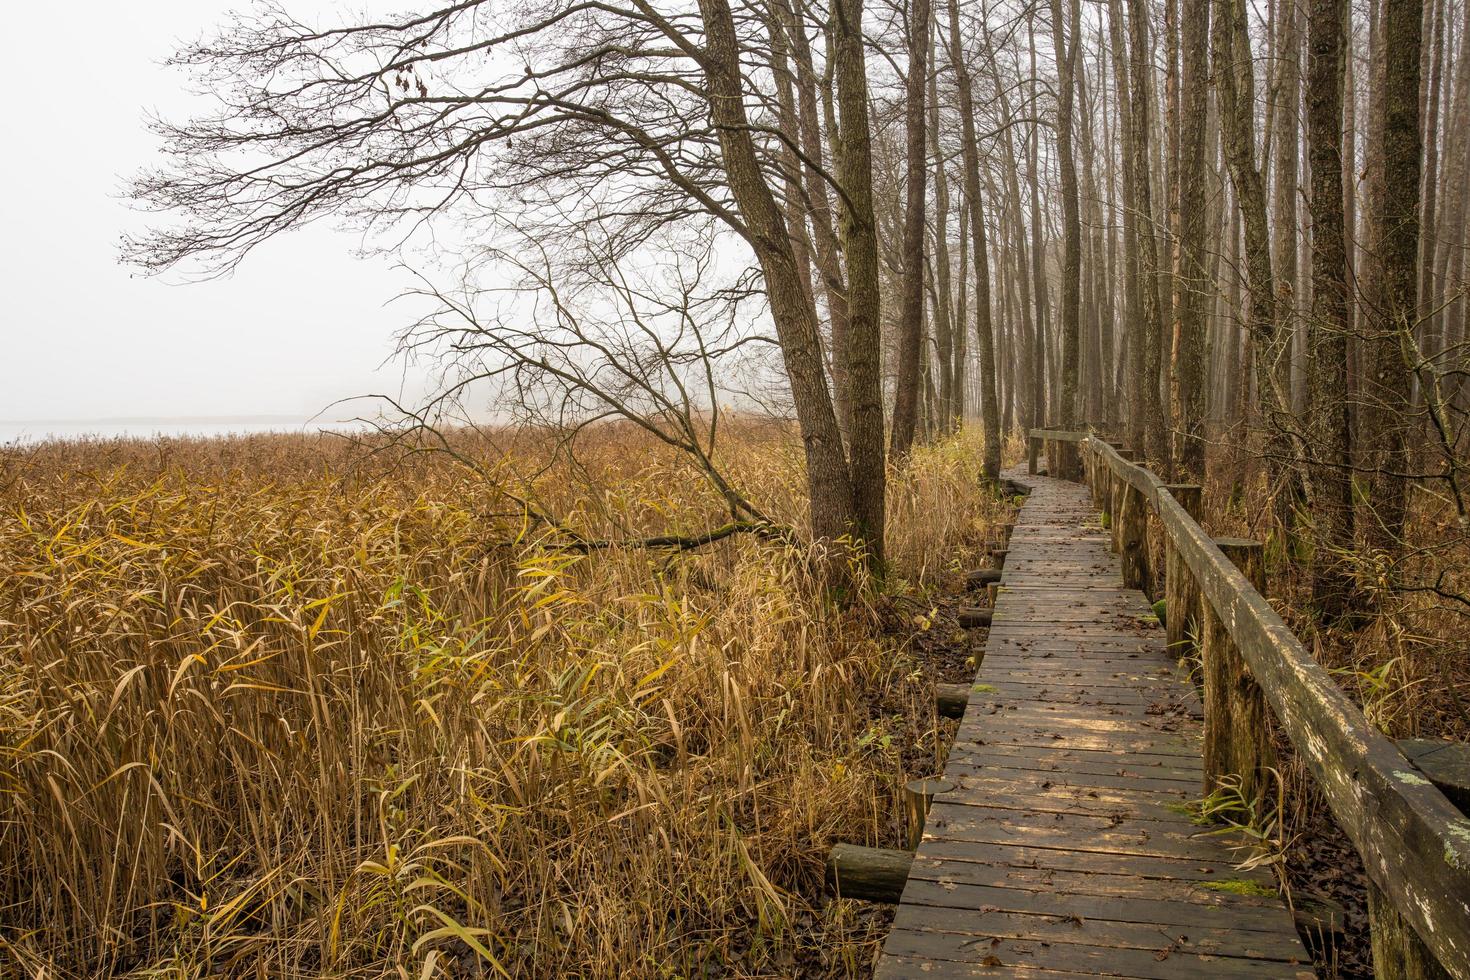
877, 471, 1313, 978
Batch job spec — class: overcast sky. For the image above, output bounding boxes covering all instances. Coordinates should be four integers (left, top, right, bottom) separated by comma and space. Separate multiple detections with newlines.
1, 1, 424, 424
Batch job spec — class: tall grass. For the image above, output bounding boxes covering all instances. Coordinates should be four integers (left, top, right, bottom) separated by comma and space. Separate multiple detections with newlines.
1195, 435, 1470, 741
0, 424, 1005, 978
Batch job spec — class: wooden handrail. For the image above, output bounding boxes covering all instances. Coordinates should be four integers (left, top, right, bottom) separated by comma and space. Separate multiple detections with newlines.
1026, 427, 1470, 978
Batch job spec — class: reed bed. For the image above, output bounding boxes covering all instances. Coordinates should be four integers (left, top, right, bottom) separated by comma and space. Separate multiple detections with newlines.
0, 423, 1006, 979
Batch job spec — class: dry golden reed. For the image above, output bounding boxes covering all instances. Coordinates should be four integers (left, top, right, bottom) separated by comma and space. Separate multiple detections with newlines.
0, 423, 1005, 979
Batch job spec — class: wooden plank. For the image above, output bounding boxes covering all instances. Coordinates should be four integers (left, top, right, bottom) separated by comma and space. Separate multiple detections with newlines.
884, 927, 1312, 979
886, 910, 1303, 959
913, 837, 1271, 883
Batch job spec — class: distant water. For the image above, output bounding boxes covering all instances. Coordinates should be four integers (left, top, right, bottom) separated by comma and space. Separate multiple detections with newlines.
0, 418, 361, 445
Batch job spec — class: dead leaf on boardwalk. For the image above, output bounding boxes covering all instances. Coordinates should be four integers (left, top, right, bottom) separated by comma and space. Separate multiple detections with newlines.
981, 954, 1005, 967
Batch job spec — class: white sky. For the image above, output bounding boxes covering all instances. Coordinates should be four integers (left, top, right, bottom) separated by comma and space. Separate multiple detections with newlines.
0, 1, 424, 423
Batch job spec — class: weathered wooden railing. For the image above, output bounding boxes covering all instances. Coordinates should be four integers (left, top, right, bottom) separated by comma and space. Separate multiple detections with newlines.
1029, 427, 1470, 980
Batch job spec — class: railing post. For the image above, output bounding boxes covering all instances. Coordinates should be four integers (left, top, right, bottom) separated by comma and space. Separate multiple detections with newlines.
1369, 881, 1453, 980
1096, 442, 1121, 517
1118, 472, 1147, 590
1201, 537, 1274, 805
1108, 449, 1134, 553
1027, 433, 1040, 475
1163, 484, 1203, 660
1085, 441, 1100, 508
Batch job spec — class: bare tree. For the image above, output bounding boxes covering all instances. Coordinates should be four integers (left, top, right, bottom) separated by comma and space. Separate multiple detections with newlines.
124, 0, 890, 565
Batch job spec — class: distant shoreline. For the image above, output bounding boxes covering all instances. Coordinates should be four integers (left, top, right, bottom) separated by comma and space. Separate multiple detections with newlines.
0, 417, 362, 443
0, 414, 316, 427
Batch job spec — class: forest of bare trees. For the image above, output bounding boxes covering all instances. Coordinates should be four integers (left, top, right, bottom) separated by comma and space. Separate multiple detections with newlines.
126, 0, 1470, 606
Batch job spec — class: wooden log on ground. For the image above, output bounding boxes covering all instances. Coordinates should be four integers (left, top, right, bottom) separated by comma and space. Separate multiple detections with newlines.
1163, 484, 1204, 660
827, 843, 912, 902
956, 607, 992, 628
964, 568, 1002, 589
1000, 478, 1031, 497
1201, 537, 1273, 804
903, 778, 955, 849
1295, 894, 1348, 940
935, 683, 969, 718
996, 523, 1013, 548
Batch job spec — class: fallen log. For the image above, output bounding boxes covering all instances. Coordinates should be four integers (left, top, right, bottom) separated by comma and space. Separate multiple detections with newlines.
957, 607, 992, 628
1000, 478, 1032, 497
965, 568, 1002, 589
935, 683, 969, 718
827, 843, 912, 903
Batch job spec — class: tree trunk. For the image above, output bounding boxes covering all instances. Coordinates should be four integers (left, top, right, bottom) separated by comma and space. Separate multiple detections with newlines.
1030, 24, 1051, 432
1214, 0, 1305, 519
783, 0, 852, 442
947, 0, 1003, 480
1273, 0, 1304, 416
1051, 0, 1084, 443
890, 0, 932, 458
1125, 0, 1169, 463
1363, 0, 1423, 552
1172, 0, 1211, 481
1416, 0, 1445, 360
930, 58, 958, 431
1106, 0, 1143, 441
1304, 0, 1356, 617
699, 0, 860, 552
830, 0, 887, 560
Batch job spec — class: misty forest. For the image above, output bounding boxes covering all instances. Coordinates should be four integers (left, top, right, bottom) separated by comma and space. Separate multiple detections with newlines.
5, 0, 1470, 975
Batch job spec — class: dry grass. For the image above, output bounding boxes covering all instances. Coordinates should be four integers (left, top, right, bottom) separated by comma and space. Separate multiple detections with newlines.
1183, 435, 1470, 977
1196, 436, 1470, 742
0, 422, 1007, 979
